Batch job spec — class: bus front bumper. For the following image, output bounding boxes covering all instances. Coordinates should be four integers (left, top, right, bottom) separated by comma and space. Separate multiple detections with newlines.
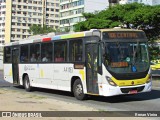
100, 81, 152, 96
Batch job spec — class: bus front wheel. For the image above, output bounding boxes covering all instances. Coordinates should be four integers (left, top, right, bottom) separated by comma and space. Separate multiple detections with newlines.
73, 79, 87, 100
24, 75, 32, 92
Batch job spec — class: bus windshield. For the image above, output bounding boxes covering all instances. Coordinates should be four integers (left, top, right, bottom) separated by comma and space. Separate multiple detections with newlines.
104, 42, 149, 73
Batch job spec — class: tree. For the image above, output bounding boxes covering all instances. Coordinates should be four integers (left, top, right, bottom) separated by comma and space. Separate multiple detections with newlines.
28, 24, 56, 35
74, 3, 160, 60
75, 3, 160, 31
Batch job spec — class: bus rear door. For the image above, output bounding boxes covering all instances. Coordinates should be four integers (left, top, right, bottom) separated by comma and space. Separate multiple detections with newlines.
12, 47, 20, 85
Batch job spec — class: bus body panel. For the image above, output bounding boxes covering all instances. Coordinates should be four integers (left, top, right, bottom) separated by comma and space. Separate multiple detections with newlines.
3, 64, 13, 83
18, 63, 86, 93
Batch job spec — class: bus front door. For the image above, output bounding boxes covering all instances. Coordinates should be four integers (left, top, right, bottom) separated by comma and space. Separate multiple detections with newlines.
85, 43, 99, 94
12, 49, 19, 85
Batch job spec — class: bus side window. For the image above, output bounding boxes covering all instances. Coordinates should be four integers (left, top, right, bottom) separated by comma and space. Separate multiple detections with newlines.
20, 45, 29, 62
54, 41, 67, 62
41, 42, 53, 62
4, 47, 11, 63
30, 44, 40, 62
69, 39, 82, 62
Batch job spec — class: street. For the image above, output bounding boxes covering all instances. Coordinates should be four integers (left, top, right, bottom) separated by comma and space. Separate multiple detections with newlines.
0, 70, 160, 112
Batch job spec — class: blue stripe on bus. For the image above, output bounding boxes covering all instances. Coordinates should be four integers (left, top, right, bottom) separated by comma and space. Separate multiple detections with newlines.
52, 36, 61, 40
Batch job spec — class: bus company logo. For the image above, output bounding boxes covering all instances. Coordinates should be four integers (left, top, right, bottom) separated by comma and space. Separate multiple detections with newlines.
24, 65, 35, 71
131, 81, 134, 85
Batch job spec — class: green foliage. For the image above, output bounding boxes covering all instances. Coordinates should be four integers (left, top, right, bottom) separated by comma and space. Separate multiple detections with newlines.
75, 3, 160, 31
74, 3, 160, 60
28, 24, 56, 35
149, 46, 160, 60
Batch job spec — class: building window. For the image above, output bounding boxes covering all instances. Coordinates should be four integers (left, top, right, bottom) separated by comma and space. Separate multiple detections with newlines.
33, 12, 37, 15
23, 6, 27, 9
17, 23, 21, 26
18, 5, 21, 8
12, 22, 15, 25
22, 23, 26, 26
17, 11, 21, 14
11, 28, 15, 31
17, 29, 21, 32
17, 35, 21, 38
51, 3, 54, 6
28, 6, 32, 9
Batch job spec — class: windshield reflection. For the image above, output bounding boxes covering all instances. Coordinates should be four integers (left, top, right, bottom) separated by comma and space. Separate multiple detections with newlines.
104, 42, 149, 73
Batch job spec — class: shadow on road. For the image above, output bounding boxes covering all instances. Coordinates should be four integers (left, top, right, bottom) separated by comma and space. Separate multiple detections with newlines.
15, 86, 74, 98
14, 86, 160, 103
88, 89, 160, 103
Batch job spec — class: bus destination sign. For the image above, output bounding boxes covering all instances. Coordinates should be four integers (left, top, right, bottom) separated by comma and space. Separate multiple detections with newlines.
103, 31, 146, 39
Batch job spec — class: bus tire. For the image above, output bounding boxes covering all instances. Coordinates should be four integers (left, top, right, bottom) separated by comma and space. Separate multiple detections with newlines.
24, 75, 32, 92
73, 79, 87, 100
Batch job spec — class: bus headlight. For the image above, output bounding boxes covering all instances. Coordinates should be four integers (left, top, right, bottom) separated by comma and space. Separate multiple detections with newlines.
106, 76, 117, 86
146, 75, 152, 83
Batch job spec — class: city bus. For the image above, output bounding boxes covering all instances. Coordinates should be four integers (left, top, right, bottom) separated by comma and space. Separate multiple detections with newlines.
3, 28, 152, 100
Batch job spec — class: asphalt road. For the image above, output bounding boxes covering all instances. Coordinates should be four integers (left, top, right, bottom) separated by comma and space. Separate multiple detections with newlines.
0, 70, 160, 113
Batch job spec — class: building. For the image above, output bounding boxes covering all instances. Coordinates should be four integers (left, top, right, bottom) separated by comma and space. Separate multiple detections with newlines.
60, 0, 109, 31
0, 0, 60, 45
119, 0, 160, 5
0, 0, 6, 45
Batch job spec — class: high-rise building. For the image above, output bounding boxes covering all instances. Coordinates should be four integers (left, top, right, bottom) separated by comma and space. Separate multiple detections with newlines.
60, 0, 109, 31
0, 0, 6, 45
0, 0, 60, 45
119, 0, 160, 5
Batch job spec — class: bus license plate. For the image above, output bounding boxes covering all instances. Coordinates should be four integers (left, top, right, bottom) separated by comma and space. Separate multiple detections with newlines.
129, 90, 137, 94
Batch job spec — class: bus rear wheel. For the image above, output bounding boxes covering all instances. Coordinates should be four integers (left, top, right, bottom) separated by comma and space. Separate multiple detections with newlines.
73, 79, 87, 100
24, 75, 32, 92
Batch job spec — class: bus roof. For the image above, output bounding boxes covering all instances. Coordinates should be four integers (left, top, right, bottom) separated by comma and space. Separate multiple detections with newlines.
4, 28, 144, 47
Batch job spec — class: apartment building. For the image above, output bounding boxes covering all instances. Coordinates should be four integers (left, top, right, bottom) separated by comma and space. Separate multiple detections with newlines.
0, 0, 60, 45
0, 0, 5, 44
60, 0, 109, 31
119, 0, 160, 5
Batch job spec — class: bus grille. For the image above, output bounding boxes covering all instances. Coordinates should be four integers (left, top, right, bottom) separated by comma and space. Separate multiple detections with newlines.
120, 86, 145, 93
